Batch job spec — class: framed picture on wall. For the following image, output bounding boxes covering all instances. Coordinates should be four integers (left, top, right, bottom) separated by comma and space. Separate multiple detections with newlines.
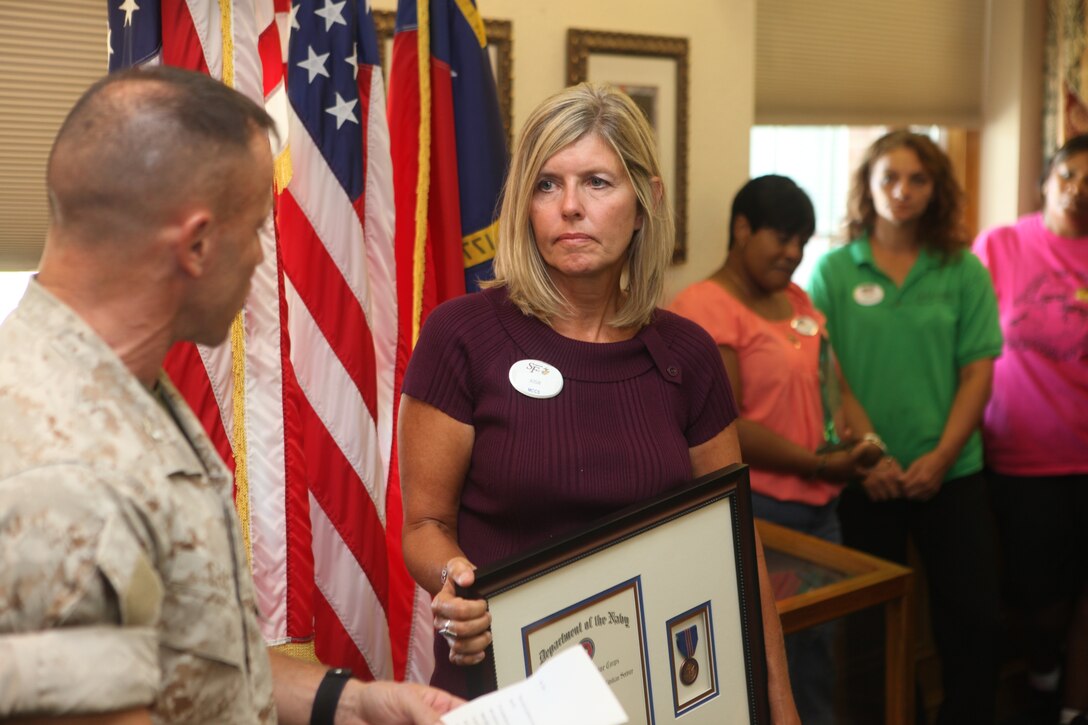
566, 28, 690, 263
372, 10, 513, 148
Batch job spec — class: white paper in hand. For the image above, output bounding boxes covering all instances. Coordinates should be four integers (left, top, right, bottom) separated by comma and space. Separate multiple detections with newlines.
440, 645, 628, 725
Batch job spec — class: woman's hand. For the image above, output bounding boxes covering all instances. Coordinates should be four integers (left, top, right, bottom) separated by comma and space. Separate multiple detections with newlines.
899, 449, 952, 501
896, 359, 993, 501
821, 439, 886, 482
858, 456, 904, 501
851, 438, 886, 469
431, 557, 492, 666
399, 394, 485, 666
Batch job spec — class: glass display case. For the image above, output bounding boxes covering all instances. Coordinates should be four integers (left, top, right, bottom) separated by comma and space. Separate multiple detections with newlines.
757, 519, 915, 725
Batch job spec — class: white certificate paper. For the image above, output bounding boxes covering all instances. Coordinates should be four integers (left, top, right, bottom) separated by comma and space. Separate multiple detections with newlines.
441, 645, 628, 725
521, 579, 648, 723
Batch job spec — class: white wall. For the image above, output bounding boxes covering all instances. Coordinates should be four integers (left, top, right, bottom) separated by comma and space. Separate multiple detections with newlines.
978, 0, 1045, 231
370, 0, 756, 301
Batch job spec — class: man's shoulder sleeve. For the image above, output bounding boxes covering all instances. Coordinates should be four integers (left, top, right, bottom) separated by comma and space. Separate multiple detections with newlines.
0, 466, 162, 718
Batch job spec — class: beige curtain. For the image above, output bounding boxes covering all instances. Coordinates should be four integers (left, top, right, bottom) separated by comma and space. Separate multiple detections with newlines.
0, 3, 107, 271
755, 0, 985, 126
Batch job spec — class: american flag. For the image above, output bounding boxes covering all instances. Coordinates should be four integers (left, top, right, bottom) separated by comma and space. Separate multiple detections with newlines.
280, 0, 430, 680
107, 0, 432, 681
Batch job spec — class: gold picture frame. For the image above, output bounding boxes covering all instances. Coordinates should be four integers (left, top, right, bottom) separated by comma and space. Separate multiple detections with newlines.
373, 10, 513, 148
566, 29, 690, 263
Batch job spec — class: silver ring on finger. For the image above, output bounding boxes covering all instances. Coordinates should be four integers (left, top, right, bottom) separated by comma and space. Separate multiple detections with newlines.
437, 619, 455, 640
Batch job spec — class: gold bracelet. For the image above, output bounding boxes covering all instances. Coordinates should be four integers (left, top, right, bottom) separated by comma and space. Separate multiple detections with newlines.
862, 432, 886, 453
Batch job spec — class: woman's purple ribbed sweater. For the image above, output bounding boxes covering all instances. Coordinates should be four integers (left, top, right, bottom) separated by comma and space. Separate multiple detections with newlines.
402, 286, 738, 695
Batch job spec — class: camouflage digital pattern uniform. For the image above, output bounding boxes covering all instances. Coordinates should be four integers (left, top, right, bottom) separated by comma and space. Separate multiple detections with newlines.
0, 281, 276, 723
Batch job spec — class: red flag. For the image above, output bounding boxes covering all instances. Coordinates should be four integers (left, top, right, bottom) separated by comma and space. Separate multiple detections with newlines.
388, 0, 508, 342
385, 0, 509, 681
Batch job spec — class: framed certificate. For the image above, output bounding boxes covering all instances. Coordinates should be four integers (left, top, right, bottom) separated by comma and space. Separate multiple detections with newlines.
458, 464, 768, 724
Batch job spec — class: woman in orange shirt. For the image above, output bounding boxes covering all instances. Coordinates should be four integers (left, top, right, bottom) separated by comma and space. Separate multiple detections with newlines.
670, 175, 884, 724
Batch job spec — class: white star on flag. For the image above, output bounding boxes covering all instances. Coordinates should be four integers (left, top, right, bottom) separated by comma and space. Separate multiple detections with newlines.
298, 46, 330, 83
119, 0, 140, 27
345, 43, 358, 79
314, 0, 347, 31
325, 92, 358, 129
289, 2, 301, 31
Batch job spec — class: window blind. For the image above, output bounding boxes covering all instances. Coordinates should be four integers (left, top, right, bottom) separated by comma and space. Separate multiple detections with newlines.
0, 2, 107, 270
756, 0, 986, 126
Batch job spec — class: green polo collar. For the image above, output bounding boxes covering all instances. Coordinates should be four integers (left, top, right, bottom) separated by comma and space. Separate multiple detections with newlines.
847, 234, 943, 280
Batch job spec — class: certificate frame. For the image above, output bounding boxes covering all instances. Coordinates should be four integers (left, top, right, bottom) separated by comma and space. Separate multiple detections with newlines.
458, 464, 768, 724
566, 28, 689, 264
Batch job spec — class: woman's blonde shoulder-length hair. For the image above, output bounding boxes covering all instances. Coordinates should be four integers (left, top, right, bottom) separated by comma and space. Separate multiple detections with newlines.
484, 81, 674, 329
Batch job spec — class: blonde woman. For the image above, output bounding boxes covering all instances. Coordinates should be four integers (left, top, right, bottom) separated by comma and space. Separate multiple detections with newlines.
398, 82, 798, 721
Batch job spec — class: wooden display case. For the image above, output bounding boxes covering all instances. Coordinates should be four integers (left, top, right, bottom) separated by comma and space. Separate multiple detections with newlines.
757, 519, 915, 725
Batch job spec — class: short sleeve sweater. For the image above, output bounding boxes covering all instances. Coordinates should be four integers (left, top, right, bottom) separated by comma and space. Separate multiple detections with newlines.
403, 286, 739, 566
403, 287, 738, 696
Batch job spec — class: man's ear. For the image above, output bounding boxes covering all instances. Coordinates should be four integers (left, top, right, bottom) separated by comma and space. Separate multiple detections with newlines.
173, 209, 213, 278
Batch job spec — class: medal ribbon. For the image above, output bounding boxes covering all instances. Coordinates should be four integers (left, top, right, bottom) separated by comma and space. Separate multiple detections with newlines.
675, 625, 698, 658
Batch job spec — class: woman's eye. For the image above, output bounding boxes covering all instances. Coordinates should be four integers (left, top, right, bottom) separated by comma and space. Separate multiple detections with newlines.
588, 176, 608, 189
536, 179, 555, 192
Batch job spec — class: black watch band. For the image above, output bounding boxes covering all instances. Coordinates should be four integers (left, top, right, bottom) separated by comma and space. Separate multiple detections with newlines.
310, 667, 353, 725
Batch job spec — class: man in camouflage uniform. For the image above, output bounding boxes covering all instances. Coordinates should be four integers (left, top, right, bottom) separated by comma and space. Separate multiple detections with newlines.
0, 67, 460, 724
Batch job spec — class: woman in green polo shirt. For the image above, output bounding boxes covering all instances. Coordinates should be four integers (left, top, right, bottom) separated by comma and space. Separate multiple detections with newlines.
808, 130, 1003, 725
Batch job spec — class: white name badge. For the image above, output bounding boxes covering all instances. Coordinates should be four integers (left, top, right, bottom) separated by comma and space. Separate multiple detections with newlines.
853, 283, 885, 306
509, 359, 564, 399
790, 315, 819, 337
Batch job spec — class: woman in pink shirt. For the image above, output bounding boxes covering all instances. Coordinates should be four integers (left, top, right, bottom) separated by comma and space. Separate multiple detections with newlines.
973, 135, 1088, 725
670, 175, 885, 725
